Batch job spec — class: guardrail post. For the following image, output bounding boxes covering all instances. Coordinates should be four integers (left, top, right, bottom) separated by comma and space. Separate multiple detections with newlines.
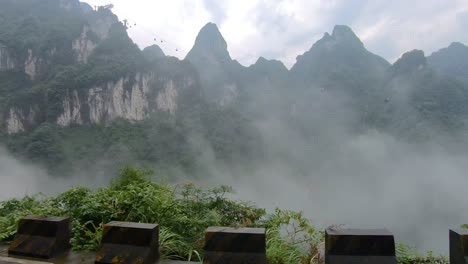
203, 227, 267, 264
8, 216, 71, 259
95, 221, 159, 264
325, 228, 397, 264
450, 229, 468, 264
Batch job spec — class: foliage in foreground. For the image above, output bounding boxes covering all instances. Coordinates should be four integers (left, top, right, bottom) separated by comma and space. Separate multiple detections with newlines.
0, 166, 450, 263
0, 166, 318, 263
396, 243, 448, 264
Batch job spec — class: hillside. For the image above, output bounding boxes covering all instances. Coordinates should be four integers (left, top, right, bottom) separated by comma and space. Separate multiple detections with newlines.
0, 0, 468, 179
0, 0, 262, 177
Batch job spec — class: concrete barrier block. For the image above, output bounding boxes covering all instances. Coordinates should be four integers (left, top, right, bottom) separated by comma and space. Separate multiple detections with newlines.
450, 229, 468, 264
95, 221, 159, 264
8, 216, 71, 259
203, 227, 267, 264
325, 228, 396, 264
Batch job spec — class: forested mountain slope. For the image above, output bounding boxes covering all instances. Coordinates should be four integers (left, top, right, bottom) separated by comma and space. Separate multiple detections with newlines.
1, 0, 468, 178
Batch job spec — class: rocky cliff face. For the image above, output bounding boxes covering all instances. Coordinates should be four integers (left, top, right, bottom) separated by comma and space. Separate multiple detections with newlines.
4, 70, 198, 133
0, 44, 15, 70
84, 72, 193, 124
73, 26, 97, 64
5, 106, 40, 134
0, 0, 201, 134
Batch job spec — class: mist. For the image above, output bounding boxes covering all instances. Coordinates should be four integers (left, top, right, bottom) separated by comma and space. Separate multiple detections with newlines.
0, 147, 113, 201
1, 87, 467, 256
194, 86, 468, 255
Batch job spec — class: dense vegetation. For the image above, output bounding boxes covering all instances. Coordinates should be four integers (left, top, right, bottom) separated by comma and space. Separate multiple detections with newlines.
0, 166, 321, 263
0, 0, 264, 178
0, 166, 450, 263
1, 0, 468, 176
1, 102, 262, 177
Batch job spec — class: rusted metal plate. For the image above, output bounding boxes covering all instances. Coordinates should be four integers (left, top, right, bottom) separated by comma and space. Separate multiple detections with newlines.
203, 227, 267, 264
95, 221, 159, 264
450, 229, 468, 264
325, 228, 396, 264
8, 216, 71, 259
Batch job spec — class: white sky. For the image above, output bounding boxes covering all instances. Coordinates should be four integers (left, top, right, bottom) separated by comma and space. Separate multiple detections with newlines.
83, 0, 468, 68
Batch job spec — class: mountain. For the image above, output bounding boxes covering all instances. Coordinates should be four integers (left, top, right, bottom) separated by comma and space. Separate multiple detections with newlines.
391, 49, 427, 76
0, 0, 262, 177
1, 0, 468, 177
0, 0, 201, 134
428, 42, 468, 84
381, 50, 468, 141
288, 25, 392, 132
143, 44, 165, 61
185, 22, 231, 64
291, 25, 390, 90
185, 22, 246, 106
249, 57, 288, 79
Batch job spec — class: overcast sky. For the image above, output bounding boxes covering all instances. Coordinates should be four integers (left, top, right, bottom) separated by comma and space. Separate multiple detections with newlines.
83, 0, 468, 68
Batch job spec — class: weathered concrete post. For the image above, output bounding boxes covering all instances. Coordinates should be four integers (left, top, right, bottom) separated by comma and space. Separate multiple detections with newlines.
203, 227, 267, 264
8, 216, 71, 259
450, 229, 468, 264
95, 221, 159, 264
325, 228, 397, 264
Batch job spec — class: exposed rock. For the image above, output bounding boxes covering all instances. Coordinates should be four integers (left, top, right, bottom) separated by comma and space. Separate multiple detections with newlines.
73, 26, 97, 63
0, 44, 16, 70
87, 76, 148, 123
84, 72, 194, 125
57, 90, 83, 126
156, 79, 178, 114
24, 49, 38, 80
6, 107, 37, 134
3, 67, 198, 132
6, 108, 25, 134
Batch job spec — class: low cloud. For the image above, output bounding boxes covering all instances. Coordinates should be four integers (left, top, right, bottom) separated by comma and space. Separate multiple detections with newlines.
193, 87, 468, 255
0, 147, 48, 200
0, 147, 113, 200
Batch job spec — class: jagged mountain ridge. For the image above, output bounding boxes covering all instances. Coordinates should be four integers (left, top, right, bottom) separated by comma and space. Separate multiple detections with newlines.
1, 0, 468, 177
428, 42, 468, 84
185, 22, 247, 106
2, 0, 467, 135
